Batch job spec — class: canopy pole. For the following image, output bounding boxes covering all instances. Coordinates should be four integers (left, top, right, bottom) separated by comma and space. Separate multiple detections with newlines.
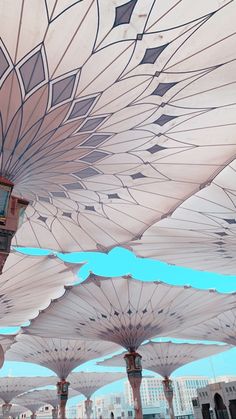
52, 407, 58, 419
30, 413, 37, 419
2, 403, 12, 419
124, 351, 143, 419
57, 379, 70, 419
85, 397, 93, 419
162, 376, 175, 419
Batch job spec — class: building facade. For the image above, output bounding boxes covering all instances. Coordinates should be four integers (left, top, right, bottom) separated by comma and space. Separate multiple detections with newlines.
192, 380, 236, 419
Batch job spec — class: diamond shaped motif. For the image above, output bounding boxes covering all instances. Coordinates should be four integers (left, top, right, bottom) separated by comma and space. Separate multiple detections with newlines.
19, 49, 45, 94
82, 134, 110, 147
73, 167, 100, 179
141, 44, 169, 64
38, 216, 47, 223
51, 74, 76, 107
113, 0, 137, 27
154, 114, 177, 126
85, 206, 95, 211
147, 144, 166, 154
62, 212, 72, 218
68, 97, 97, 119
108, 193, 120, 199
224, 219, 236, 224
38, 196, 50, 203
63, 182, 83, 190
152, 82, 177, 97
51, 191, 67, 198
80, 151, 108, 163
131, 172, 146, 179
79, 117, 107, 132
0, 47, 10, 79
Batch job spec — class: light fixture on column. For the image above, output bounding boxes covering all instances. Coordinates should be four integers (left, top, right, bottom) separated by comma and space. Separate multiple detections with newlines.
0, 177, 29, 273
57, 378, 70, 419
124, 352, 143, 419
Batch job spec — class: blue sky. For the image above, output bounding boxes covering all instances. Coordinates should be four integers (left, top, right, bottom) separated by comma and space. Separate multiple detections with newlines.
2, 246, 236, 405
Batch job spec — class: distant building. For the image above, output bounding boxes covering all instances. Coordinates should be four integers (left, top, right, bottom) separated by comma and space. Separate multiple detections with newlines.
192, 379, 236, 419
173, 376, 210, 416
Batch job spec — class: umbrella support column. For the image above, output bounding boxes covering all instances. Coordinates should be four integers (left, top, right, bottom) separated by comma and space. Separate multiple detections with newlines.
57, 379, 70, 419
85, 398, 93, 419
2, 403, 12, 419
163, 377, 175, 419
52, 407, 58, 419
30, 413, 37, 419
124, 351, 143, 419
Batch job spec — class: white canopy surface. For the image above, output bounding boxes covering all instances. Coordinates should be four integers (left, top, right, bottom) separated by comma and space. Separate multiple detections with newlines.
0, 0, 232, 256
0, 335, 15, 353
3, 404, 26, 418
171, 309, 236, 345
11, 397, 44, 414
14, 388, 79, 409
24, 275, 236, 350
98, 341, 231, 378
0, 376, 55, 403
6, 335, 120, 379
68, 372, 125, 399
0, 251, 77, 327
130, 159, 236, 274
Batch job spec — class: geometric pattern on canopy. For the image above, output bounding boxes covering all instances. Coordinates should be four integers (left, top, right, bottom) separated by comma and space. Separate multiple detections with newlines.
171, 309, 236, 346
130, 159, 236, 274
0, 252, 76, 327
24, 275, 236, 351
0, 0, 233, 253
98, 341, 232, 378
0, 376, 55, 403
6, 335, 120, 379
13, 389, 79, 410
67, 371, 125, 399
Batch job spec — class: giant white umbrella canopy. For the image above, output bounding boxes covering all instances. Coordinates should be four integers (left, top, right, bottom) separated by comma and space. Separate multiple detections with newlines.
68, 371, 125, 400
0, 0, 234, 254
0, 376, 55, 404
0, 251, 79, 327
14, 388, 79, 410
97, 340, 232, 378
20, 275, 236, 419
67, 371, 125, 419
4, 403, 27, 419
9, 404, 27, 418
24, 275, 236, 350
98, 340, 232, 419
6, 335, 120, 379
170, 308, 236, 345
130, 159, 236, 274
11, 396, 44, 419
